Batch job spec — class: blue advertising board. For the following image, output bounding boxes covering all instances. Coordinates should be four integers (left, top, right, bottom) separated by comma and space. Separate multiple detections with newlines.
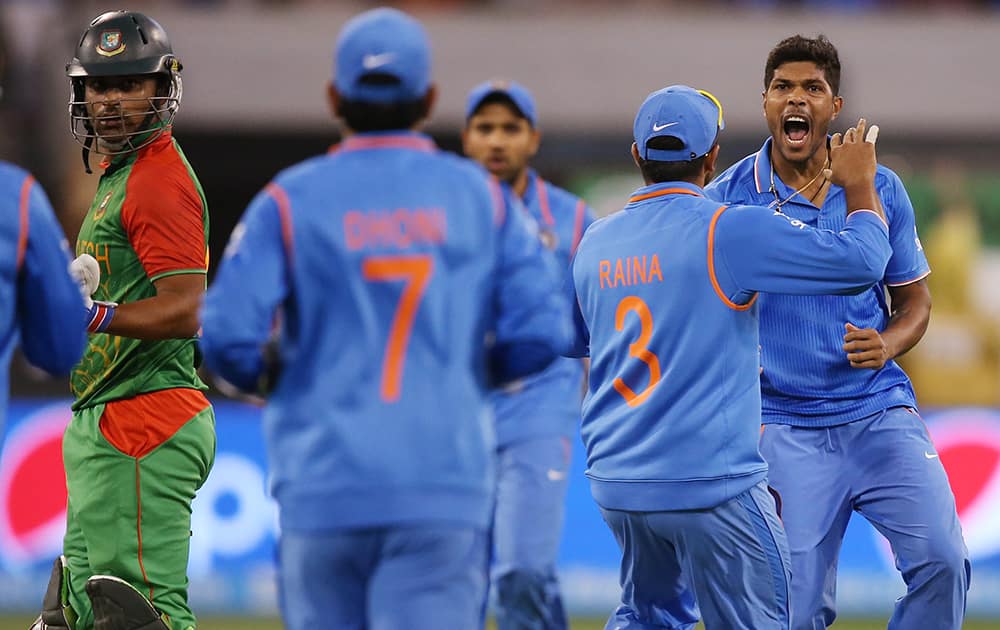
2, 399, 999, 616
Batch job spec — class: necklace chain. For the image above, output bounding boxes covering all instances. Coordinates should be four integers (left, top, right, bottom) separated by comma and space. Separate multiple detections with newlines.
769, 158, 830, 211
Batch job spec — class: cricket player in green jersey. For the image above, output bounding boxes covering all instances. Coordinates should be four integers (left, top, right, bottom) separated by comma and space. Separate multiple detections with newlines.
31, 11, 214, 630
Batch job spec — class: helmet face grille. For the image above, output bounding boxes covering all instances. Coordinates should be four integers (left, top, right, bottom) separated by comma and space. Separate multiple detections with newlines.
68, 73, 183, 157
68, 12, 185, 164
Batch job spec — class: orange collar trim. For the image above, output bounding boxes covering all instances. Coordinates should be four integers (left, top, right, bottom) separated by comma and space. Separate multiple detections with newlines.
628, 188, 702, 204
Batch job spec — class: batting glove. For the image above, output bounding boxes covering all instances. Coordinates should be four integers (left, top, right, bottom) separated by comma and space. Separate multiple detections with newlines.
70, 254, 117, 333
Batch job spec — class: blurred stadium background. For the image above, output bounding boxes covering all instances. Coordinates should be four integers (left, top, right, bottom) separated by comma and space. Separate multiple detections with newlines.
3, 0, 1000, 627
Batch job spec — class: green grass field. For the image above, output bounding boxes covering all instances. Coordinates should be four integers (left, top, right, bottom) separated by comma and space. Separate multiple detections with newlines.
2, 617, 998, 629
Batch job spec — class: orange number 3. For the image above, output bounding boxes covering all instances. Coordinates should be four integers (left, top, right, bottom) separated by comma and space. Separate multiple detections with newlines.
612, 296, 662, 407
362, 255, 433, 403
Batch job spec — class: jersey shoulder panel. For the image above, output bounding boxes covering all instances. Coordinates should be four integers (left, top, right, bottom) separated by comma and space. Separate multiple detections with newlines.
577, 208, 620, 242
435, 150, 498, 187
706, 153, 758, 200
271, 153, 334, 188
543, 180, 586, 212
126, 139, 203, 205
873, 163, 912, 225
0, 161, 30, 188
425, 151, 502, 216
874, 163, 905, 198
874, 162, 903, 185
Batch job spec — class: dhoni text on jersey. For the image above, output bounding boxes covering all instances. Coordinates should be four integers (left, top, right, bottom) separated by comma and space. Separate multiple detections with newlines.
344, 208, 447, 251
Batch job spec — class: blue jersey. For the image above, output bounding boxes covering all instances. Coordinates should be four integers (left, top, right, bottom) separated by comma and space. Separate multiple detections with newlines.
566, 181, 891, 512
706, 138, 930, 427
0, 164, 86, 428
200, 131, 570, 531
489, 171, 596, 446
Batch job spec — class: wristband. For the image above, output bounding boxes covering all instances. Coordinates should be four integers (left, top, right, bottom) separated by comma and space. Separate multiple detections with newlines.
87, 301, 116, 333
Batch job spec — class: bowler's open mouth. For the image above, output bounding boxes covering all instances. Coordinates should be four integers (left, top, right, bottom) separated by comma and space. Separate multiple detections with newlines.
783, 114, 810, 146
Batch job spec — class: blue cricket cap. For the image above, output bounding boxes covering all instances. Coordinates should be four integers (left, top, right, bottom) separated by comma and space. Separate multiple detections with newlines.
633, 85, 725, 162
465, 79, 538, 127
334, 8, 431, 104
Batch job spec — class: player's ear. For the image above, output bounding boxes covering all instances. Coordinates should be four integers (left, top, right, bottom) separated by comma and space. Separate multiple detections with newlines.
327, 81, 341, 119
831, 95, 843, 120
418, 84, 437, 127
703, 144, 721, 186
528, 126, 541, 158
630, 142, 641, 168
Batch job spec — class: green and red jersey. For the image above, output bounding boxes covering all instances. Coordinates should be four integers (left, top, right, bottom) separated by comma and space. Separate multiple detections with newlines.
71, 130, 209, 410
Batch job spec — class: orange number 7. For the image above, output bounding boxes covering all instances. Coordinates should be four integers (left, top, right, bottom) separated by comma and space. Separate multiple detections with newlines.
612, 296, 662, 407
362, 254, 434, 403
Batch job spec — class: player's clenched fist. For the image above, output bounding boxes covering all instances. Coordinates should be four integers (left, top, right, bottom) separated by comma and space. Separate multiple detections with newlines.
69, 253, 116, 333
825, 118, 879, 191
69, 253, 100, 307
842, 321, 890, 370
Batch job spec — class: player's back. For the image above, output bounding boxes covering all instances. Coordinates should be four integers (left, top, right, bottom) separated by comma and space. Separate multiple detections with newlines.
573, 182, 766, 512
264, 133, 525, 529
0, 163, 31, 411
0, 162, 85, 426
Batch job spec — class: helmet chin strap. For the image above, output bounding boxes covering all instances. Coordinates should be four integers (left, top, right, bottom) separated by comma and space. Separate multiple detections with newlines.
82, 135, 93, 174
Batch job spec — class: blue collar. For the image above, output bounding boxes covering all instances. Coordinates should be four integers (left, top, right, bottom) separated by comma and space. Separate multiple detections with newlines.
522, 168, 541, 203
752, 137, 838, 210
336, 130, 436, 154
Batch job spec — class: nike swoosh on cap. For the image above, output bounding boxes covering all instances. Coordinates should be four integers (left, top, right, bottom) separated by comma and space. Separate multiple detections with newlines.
652, 121, 679, 132
362, 52, 396, 70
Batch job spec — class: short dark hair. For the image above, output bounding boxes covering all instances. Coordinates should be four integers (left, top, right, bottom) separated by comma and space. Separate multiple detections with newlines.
637, 135, 708, 183
338, 73, 429, 132
467, 92, 530, 126
764, 34, 841, 96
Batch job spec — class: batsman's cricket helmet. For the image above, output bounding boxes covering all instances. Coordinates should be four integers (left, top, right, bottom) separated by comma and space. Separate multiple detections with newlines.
66, 11, 183, 167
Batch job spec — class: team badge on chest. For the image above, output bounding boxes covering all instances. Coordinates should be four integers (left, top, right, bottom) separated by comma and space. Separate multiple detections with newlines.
93, 191, 113, 221
539, 228, 559, 251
